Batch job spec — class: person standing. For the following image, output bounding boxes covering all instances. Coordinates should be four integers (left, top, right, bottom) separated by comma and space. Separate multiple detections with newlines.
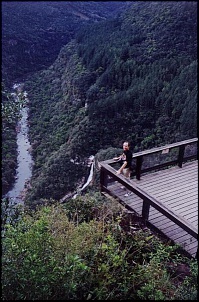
113, 141, 132, 179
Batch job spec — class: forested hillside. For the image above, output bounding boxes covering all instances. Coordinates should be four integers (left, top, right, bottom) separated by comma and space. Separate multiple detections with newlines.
2, 1, 129, 196
2, 1, 129, 87
22, 1, 197, 205
2, 3, 198, 299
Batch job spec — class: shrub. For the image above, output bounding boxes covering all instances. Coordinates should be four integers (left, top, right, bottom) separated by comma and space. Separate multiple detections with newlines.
2, 197, 198, 300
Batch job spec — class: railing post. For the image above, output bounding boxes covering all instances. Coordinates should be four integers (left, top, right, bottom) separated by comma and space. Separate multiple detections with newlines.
178, 145, 185, 168
142, 199, 150, 220
100, 167, 108, 192
136, 156, 143, 180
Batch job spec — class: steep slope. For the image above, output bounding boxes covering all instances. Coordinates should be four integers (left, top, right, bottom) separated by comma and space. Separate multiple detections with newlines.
15, 2, 198, 204
2, 1, 129, 87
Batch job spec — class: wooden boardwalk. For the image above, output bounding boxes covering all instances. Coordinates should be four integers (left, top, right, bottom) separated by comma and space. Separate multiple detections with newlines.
107, 160, 198, 258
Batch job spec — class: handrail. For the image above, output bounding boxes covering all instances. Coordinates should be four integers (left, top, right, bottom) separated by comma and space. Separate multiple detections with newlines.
100, 162, 197, 239
102, 137, 198, 165
101, 137, 198, 180
100, 138, 198, 240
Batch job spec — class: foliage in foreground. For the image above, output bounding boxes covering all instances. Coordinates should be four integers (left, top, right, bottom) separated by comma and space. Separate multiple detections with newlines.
2, 193, 198, 300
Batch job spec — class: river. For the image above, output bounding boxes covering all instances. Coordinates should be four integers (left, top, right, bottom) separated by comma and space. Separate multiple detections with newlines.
5, 84, 94, 206
6, 85, 33, 207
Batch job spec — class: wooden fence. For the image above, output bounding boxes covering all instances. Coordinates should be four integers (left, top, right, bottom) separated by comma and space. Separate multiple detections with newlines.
100, 138, 198, 240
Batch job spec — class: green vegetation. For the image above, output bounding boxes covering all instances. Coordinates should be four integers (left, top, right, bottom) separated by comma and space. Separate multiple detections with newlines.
2, 194, 198, 300
2, 3, 198, 299
1, 83, 27, 195
19, 1, 197, 204
2, 1, 128, 87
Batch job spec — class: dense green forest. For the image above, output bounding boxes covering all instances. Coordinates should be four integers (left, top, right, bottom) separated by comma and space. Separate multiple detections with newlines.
1, 2, 198, 300
2, 1, 129, 196
21, 1, 197, 204
2, 1, 128, 87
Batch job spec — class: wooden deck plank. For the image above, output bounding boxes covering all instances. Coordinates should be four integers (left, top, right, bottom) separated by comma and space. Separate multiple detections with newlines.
143, 183, 197, 199
149, 215, 169, 225
134, 161, 198, 183
148, 218, 198, 255
161, 197, 196, 208
186, 242, 198, 253
106, 160, 198, 258
184, 212, 198, 219
140, 164, 198, 181
190, 217, 198, 223
162, 193, 197, 204
138, 170, 197, 188
172, 203, 197, 213
169, 231, 194, 242
134, 167, 197, 189
176, 205, 197, 215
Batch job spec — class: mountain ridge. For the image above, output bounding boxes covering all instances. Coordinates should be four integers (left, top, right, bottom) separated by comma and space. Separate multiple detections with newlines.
21, 1, 197, 205
2, 1, 197, 204
2, 1, 130, 87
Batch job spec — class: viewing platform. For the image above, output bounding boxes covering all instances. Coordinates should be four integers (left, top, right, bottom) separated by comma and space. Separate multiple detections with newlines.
100, 138, 198, 258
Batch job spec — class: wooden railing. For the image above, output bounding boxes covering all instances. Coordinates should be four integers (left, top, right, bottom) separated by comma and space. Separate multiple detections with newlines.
100, 138, 198, 239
